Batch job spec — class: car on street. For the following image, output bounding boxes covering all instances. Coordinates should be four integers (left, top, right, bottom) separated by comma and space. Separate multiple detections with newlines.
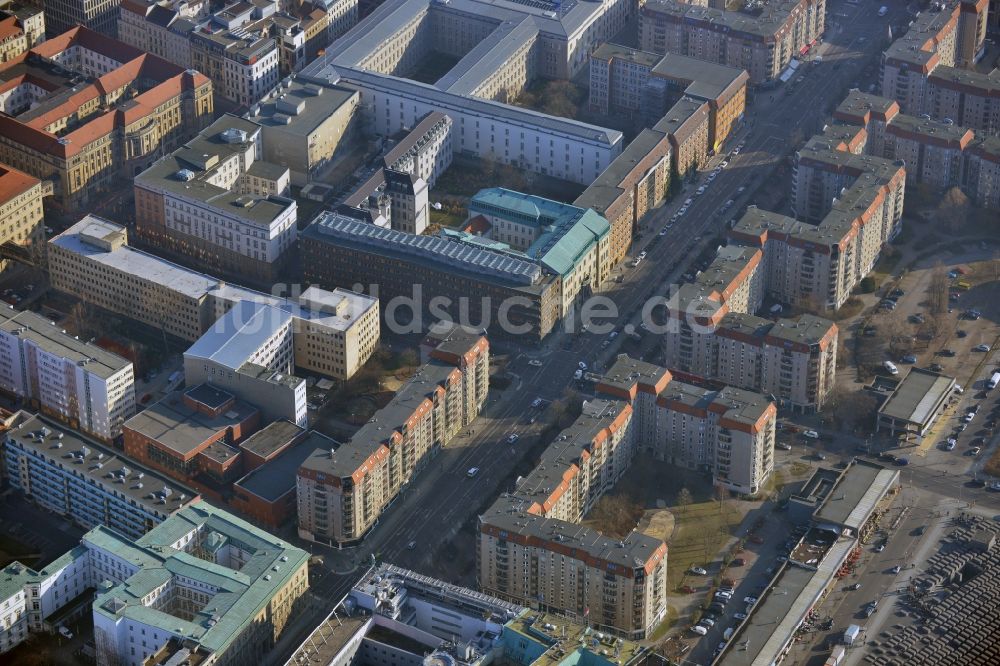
407, 540, 417, 550
467, 467, 480, 478
578, 361, 588, 370
969, 447, 982, 456
803, 430, 820, 439
848, 583, 862, 591
929, 363, 944, 372
690, 625, 708, 636
975, 344, 992, 352
874, 544, 885, 552
528, 359, 543, 367
659, 227, 668, 236
901, 354, 917, 364
699, 617, 716, 628
957, 330, 967, 338
891, 288, 905, 298
890, 565, 902, 574
989, 481, 1000, 491
734, 612, 747, 621
945, 439, 957, 450
531, 397, 543, 408
697, 186, 707, 195
689, 566, 708, 576
777, 442, 792, 451
938, 349, 956, 357
506, 434, 520, 444
744, 596, 758, 605
894, 457, 909, 466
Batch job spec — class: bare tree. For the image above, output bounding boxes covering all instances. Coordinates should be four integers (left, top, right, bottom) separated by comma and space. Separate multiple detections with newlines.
590, 494, 643, 538
828, 386, 880, 433
676, 487, 693, 522
937, 187, 970, 234
926, 261, 949, 316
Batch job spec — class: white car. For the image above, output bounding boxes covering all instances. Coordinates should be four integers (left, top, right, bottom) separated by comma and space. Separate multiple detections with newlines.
578, 361, 588, 370
528, 359, 543, 367
690, 625, 708, 636
660, 227, 668, 236
975, 344, 992, 352
466, 467, 480, 478
531, 398, 543, 408
989, 481, 1000, 491
506, 434, 520, 444
720, 161, 730, 168
697, 186, 707, 195
689, 566, 709, 576
945, 439, 956, 450
803, 430, 820, 439
733, 612, 747, 621
638, 251, 647, 260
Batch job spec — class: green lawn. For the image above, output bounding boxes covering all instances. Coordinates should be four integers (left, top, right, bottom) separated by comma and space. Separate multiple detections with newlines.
666, 500, 744, 590
430, 209, 465, 228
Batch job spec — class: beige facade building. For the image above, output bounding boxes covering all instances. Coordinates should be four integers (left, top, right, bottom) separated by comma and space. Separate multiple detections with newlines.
639, 0, 826, 84
134, 115, 295, 285
0, 164, 44, 272
478, 356, 775, 638
247, 76, 361, 186
654, 97, 710, 177
0, 26, 213, 207
589, 46, 748, 153
297, 327, 488, 545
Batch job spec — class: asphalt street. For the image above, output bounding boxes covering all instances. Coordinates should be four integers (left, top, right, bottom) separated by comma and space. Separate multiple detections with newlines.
281, 0, 924, 660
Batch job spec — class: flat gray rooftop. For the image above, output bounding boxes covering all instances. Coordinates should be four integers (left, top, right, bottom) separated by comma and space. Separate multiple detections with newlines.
812, 460, 898, 531
878, 367, 955, 427
236, 431, 333, 502
0, 307, 131, 380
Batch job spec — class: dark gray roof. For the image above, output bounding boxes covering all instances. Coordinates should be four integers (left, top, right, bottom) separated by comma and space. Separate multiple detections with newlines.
238, 420, 305, 459
878, 367, 956, 427
236, 431, 332, 501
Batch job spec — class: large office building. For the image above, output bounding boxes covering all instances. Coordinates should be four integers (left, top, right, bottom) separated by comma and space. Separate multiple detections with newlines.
297, 327, 488, 545
2, 411, 198, 540
833, 90, 1000, 210
382, 111, 454, 189
285, 563, 651, 666
479, 355, 775, 639
45, 0, 119, 37
49, 217, 381, 383
880, 0, 993, 133
0, 501, 308, 665
301, 211, 561, 341
639, 0, 826, 84
589, 46, 748, 153
0, 4, 43, 63
0, 26, 213, 207
298, 0, 630, 186
0, 308, 136, 441
0, 164, 46, 273
134, 115, 296, 284
467, 188, 612, 315
247, 75, 362, 186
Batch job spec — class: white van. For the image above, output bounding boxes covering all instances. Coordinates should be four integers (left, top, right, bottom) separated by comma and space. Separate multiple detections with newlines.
883, 361, 899, 375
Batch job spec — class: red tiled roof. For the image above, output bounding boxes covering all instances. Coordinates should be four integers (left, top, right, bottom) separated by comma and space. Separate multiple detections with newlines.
0, 163, 40, 202
0, 16, 23, 43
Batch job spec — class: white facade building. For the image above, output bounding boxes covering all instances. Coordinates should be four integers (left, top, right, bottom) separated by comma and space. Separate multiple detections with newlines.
0, 308, 135, 441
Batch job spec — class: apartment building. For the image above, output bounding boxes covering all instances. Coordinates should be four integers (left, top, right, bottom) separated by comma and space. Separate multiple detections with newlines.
134, 115, 295, 285
880, 0, 993, 132
478, 355, 775, 638
2, 411, 197, 539
297, 327, 488, 545
0, 15, 27, 62
0, 26, 213, 207
0, 308, 135, 441
0, 4, 44, 50
120, 0, 327, 106
0, 500, 308, 664
575, 129, 672, 267
655, 98, 711, 177
468, 188, 612, 315
247, 76, 361, 186
0, 164, 44, 273
122, 384, 260, 490
589, 46, 748, 153
382, 111, 453, 189
301, 211, 562, 342
833, 89, 1000, 209
639, 0, 826, 84
49, 217, 381, 380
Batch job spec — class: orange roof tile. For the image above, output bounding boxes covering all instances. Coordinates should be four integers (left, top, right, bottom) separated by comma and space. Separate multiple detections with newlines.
0, 16, 23, 43
0, 163, 40, 202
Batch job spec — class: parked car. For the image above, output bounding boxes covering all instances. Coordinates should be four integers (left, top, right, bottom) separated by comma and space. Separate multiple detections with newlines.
890, 565, 902, 574
506, 434, 520, 444
734, 612, 747, 621
848, 582, 862, 591
803, 430, 820, 439
531, 397, 544, 408
690, 625, 708, 636
732, 558, 746, 566
467, 467, 480, 478
689, 566, 708, 576
975, 344, 992, 352
528, 360, 543, 367
901, 354, 917, 364
874, 544, 885, 552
